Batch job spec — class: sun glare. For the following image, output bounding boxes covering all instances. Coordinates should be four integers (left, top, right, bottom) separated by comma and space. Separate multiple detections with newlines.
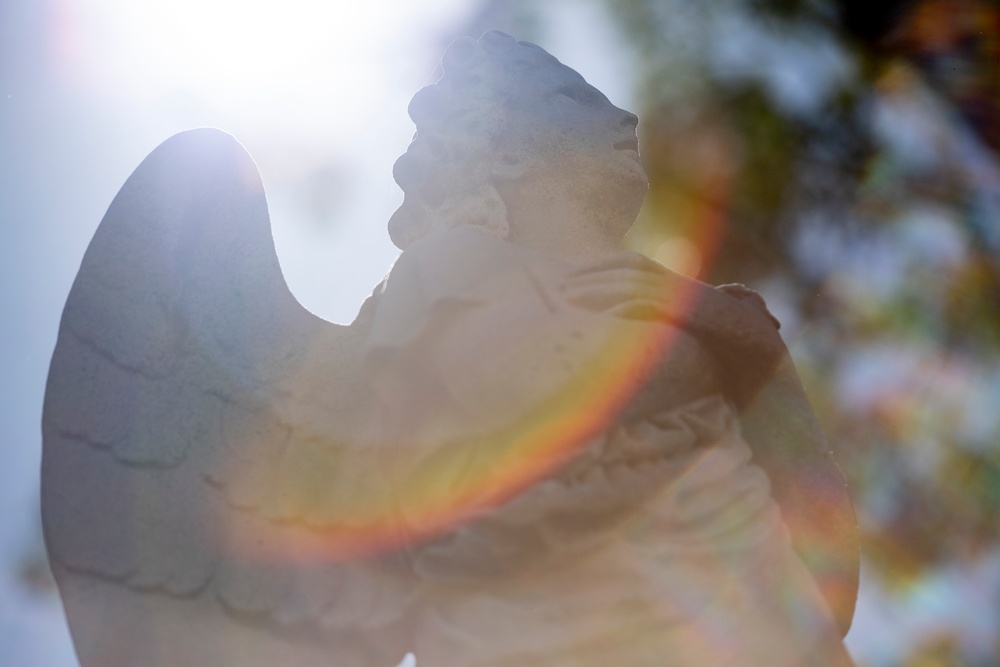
72, 0, 469, 147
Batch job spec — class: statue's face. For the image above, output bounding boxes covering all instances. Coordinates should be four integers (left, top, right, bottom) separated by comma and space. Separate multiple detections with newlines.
496, 57, 648, 231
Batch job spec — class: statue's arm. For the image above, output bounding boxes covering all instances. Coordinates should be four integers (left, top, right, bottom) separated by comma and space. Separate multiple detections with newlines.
686, 291, 859, 633
732, 354, 859, 636
560, 252, 859, 635
645, 269, 860, 635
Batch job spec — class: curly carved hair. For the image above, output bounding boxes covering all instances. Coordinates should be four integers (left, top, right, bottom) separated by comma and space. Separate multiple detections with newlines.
388, 31, 559, 250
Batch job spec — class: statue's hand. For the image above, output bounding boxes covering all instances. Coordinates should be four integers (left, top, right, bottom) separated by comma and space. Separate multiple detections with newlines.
559, 254, 780, 341
558, 251, 700, 322
560, 252, 790, 406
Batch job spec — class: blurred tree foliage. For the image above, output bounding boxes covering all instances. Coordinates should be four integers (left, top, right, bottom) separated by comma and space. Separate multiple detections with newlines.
596, 0, 1000, 664
609, 0, 870, 281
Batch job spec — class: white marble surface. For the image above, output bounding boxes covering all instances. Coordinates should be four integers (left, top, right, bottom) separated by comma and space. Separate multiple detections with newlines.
41, 31, 856, 666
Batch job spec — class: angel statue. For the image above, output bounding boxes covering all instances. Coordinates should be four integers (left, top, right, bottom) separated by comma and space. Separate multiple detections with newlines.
43, 30, 860, 667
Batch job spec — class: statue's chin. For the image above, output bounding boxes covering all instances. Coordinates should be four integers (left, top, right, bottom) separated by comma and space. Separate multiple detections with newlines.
610, 178, 649, 239
604, 153, 649, 235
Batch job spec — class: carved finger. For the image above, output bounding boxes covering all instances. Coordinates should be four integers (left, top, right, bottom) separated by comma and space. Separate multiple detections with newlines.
607, 299, 685, 322
561, 283, 684, 314
561, 270, 673, 294
568, 251, 670, 277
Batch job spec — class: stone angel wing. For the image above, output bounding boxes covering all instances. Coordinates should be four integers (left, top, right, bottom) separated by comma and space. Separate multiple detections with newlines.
42, 129, 415, 667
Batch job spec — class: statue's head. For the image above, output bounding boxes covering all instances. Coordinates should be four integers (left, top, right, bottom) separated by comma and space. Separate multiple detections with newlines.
389, 31, 647, 250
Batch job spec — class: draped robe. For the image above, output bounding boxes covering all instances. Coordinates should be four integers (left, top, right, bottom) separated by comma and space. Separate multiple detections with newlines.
359, 226, 849, 666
